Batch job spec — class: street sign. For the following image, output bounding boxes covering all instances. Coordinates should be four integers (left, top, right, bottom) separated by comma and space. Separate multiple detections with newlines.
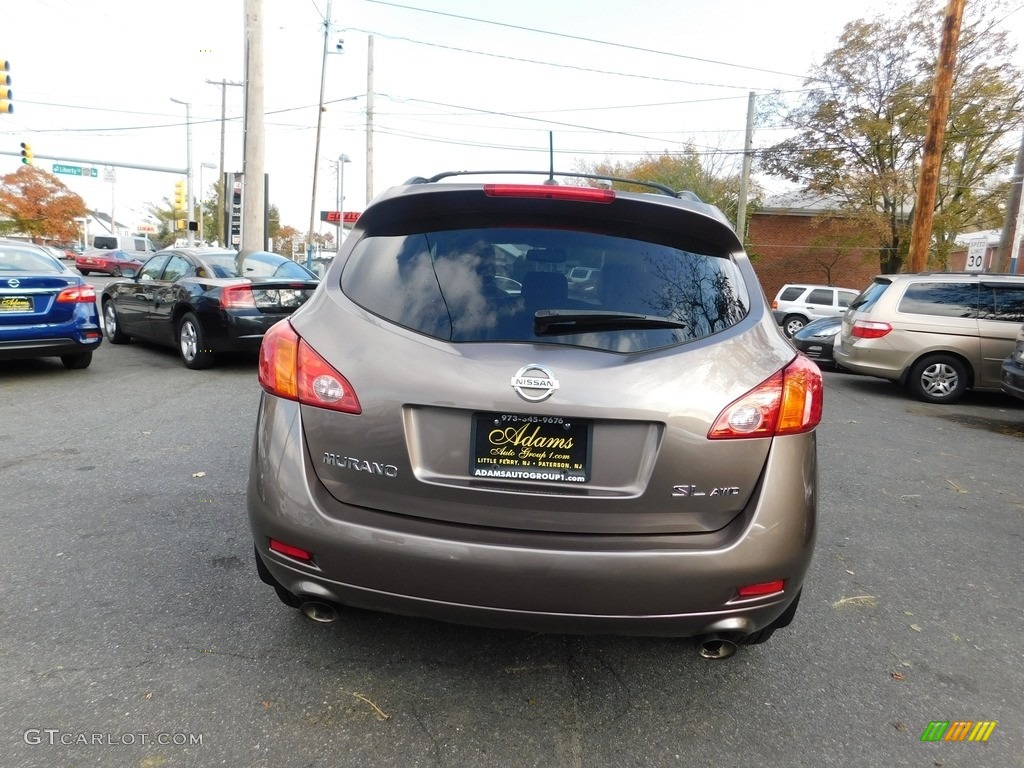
966, 238, 987, 272
103, 166, 116, 183
52, 163, 98, 178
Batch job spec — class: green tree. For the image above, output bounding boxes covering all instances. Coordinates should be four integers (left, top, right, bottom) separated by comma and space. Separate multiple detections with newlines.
760, 0, 1024, 273
0, 165, 87, 242
575, 145, 753, 227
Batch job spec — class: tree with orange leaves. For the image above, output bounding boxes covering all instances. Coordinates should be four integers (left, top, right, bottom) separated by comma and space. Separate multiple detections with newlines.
0, 165, 87, 242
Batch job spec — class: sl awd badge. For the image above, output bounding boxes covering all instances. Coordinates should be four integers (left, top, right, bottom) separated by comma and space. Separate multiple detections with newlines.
673, 484, 740, 497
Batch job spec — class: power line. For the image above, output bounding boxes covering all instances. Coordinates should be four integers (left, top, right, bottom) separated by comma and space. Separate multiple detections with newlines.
348, 28, 780, 91
362, 0, 811, 81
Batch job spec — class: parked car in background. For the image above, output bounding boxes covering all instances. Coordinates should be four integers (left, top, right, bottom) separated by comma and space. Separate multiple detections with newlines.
41, 245, 68, 263
791, 316, 843, 369
101, 248, 319, 369
834, 272, 1024, 403
772, 283, 859, 337
76, 248, 146, 277
1000, 322, 1024, 402
91, 234, 156, 253
247, 170, 823, 659
0, 241, 102, 369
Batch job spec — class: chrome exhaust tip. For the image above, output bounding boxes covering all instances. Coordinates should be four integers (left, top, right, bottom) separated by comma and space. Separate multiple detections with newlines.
300, 600, 340, 624
697, 635, 738, 660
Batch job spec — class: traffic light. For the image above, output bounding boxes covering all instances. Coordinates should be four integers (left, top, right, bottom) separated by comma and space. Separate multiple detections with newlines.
173, 180, 187, 212
0, 60, 11, 114
20, 141, 32, 165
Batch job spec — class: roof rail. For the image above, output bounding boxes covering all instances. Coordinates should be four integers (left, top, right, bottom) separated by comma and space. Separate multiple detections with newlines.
408, 169, 700, 201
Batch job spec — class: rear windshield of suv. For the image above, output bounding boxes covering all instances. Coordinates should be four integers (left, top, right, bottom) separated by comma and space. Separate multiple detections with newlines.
341, 227, 750, 353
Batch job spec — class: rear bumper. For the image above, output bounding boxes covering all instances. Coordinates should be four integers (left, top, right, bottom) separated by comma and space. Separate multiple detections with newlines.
1001, 358, 1024, 402
0, 318, 102, 361
247, 396, 817, 637
202, 310, 288, 353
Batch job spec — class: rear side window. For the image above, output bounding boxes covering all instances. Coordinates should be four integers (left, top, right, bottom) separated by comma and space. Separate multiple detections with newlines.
838, 291, 858, 308
779, 286, 805, 301
806, 289, 834, 306
342, 227, 750, 353
986, 285, 1024, 323
897, 282, 979, 318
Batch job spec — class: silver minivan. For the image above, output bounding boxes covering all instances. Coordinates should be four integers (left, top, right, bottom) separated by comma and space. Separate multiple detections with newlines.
834, 273, 1024, 403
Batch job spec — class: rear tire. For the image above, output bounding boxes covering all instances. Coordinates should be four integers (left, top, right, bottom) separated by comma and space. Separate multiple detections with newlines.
60, 351, 93, 370
178, 312, 215, 369
908, 354, 967, 404
782, 314, 807, 337
78, 268, 90, 276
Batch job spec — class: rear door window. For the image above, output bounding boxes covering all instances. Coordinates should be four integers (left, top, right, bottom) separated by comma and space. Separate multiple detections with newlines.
806, 288, 835, 306
342, 227, 750, 353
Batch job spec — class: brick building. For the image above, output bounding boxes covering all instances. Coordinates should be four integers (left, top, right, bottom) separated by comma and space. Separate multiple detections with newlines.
746, 192, 881, 300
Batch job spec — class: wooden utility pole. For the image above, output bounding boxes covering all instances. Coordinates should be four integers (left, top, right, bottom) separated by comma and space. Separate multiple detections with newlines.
906, 0, 965, 273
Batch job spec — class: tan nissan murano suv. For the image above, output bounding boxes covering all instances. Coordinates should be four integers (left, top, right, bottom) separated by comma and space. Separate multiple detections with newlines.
247, 170, 823, 660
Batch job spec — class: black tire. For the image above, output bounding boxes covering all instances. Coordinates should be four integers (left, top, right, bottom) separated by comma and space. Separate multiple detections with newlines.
782, 314, 807, 337
60, 350, 93, 370
908, 354, 968, 404
177, 312, 216, 370
736, 590, 802, 646
111, 266, 122, 277
78, 268, 90, 276
103, 300, 130, 344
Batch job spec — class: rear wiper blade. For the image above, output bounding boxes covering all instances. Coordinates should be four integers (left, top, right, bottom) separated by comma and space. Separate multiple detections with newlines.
534, 309, 688, 335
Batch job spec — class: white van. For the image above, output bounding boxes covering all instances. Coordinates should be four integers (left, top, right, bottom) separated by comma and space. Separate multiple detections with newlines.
91, 234, 156, 253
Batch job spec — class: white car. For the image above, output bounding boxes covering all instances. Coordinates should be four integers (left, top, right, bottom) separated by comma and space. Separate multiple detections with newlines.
771, 283, 860, 336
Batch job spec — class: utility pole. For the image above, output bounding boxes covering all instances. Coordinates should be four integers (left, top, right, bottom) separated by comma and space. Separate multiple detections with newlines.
207, 78, 243, 247
736, 91, 755, 243
366, 34, 374, 206
242, 0, 266, 254
307, 0, 333, 263
906, 0, 965, 273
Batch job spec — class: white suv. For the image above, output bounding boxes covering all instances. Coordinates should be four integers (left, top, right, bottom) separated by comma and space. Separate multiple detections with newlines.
771, 284, 860, 337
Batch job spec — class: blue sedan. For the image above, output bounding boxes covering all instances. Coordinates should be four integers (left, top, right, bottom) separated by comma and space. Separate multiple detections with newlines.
0, 242, 102, 369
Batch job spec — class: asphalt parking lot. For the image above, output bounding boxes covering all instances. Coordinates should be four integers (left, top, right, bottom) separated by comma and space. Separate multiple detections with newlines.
1, 342, 1021, 768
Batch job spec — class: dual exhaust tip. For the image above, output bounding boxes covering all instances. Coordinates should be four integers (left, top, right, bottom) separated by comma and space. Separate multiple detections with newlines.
696, 634, 738, 660
299, 600, 740, 659
300, 599, 341, 624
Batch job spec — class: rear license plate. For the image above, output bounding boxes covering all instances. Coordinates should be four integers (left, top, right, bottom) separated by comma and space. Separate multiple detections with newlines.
0, 296, 32, 312
471, 412, 591, 483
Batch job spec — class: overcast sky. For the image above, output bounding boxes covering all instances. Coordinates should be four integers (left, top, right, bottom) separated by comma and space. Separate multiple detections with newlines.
4, 0, 1024, 239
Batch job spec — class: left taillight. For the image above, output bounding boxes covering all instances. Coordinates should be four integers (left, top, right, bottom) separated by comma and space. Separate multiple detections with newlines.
221, 284, 256, 309
258, 320, 361, 414
709, 354, 823, 439
56, 284, 96, 303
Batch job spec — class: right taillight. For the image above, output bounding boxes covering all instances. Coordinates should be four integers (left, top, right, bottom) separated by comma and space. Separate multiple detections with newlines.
851, 320, 892, 339
709, 354, 823, 439
258, 320, 361, 413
